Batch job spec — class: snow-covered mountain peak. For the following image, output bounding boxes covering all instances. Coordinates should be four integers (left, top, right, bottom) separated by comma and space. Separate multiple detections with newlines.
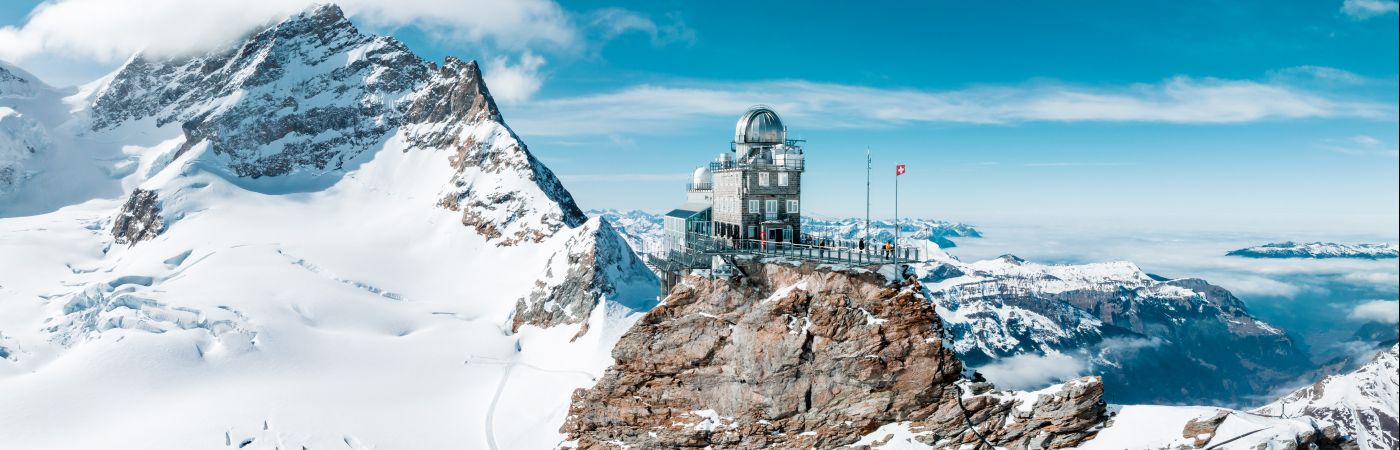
0, 61, 50, 100
1254, 345, 1399, 450
1, 5, 658, 447
59, 2, 584, 245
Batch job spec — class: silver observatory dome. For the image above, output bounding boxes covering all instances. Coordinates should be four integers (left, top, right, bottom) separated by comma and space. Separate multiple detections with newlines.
734, 105, 786, 144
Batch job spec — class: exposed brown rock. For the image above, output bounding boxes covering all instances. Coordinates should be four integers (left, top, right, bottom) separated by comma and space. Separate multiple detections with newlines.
1182, 409, 1229, 447
409, 58, 586, 246
111, 188, 163, 245
560, 259, 1106, 449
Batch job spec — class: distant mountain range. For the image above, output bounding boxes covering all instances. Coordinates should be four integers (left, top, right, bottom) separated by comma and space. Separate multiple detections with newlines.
587, 209, 981, 254
915, 253, 1312, 406
1227, 242, 1399, 259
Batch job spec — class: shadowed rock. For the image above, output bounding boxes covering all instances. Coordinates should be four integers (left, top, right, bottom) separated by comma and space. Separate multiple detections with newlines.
111, 188, 163, 245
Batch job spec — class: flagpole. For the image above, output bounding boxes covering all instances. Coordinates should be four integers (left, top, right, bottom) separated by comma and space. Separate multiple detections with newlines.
865, 147, 871, 245
895, 165, 899, 257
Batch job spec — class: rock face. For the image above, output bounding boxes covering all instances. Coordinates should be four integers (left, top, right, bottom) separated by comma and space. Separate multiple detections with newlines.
110, 188, 163, 245
91, 6, 426, 177
419, 58, 585, 244
561, 260, 1105, 449
87, 4, 583, 245
512, 217, 658, 336
1254, 345, 1399, 450
919, 256, 1309, 405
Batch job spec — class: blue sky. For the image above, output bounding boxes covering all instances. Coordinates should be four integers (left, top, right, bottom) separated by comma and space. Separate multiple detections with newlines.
3, 0, 1397, 235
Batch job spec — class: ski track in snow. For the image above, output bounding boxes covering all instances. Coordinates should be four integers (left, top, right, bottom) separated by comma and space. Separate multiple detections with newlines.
470, 353, 597, 450
485, 361, 511, 450
277, 248, 405, 301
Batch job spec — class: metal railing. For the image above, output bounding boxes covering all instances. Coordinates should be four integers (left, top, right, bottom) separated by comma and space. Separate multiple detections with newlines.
710, 159, 805, 172
686, 182, 712, 191
665, 232, 920, 268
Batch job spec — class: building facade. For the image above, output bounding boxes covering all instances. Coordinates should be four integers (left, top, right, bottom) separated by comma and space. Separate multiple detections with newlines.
663, 105, 804, 256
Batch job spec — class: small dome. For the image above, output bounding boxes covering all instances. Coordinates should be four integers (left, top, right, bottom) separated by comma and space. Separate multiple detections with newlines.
734, 105, 786, 144
692, 166, 712, 185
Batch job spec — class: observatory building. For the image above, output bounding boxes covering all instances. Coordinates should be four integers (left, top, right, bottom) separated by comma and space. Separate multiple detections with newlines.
663, 105, 805, 255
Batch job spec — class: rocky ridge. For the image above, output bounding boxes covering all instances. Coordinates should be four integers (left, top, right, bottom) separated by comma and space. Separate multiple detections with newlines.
512, 217, 659, 336
1254, 345, 1399, 450
88, 4, 583, 245
560, 259, 1107, 449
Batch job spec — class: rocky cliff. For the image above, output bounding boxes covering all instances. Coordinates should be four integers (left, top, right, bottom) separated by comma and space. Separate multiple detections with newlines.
512, 217, 658, 337
109, 188, 163, 245
560, 260, 1106, 449
85, 4, 583, 245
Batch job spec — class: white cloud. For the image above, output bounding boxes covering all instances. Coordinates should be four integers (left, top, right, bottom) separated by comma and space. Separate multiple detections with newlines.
0, 0, 577, 63
588, 8, 695, 47
503, 75, 1395, 138
1319, 135, 1400, 158
1342, 0, 1399, 19
1209, 274, 1307, 298
974, 352, 1087, 391
1097, 336, 1164, 356
1342, 270, 1400, 286
485, 51, 547, 104
1349, 299, 1399, 323
1270, 66, 1369, 85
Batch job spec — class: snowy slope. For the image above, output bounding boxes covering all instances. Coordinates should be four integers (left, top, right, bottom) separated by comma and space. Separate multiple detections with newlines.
1254, 345, 1399, 450
0, 61, 64, 202
0, 5, 654, 449
852, 382, 1345, 450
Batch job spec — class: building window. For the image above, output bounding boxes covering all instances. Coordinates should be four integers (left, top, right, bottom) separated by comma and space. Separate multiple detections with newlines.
777, 172, 788, 186
787, 199, 799, 214
758, 172, 770, 187
749, 199, 759, 214
747, 226, 756, 238
765, 199, 778, 213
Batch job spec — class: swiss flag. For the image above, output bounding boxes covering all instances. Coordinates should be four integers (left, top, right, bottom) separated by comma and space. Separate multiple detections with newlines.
895, 164, 906, 176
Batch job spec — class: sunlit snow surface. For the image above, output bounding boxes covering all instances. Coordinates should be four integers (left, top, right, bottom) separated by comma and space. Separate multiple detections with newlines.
0, 132, 643, 448
0, 28, 647, 448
